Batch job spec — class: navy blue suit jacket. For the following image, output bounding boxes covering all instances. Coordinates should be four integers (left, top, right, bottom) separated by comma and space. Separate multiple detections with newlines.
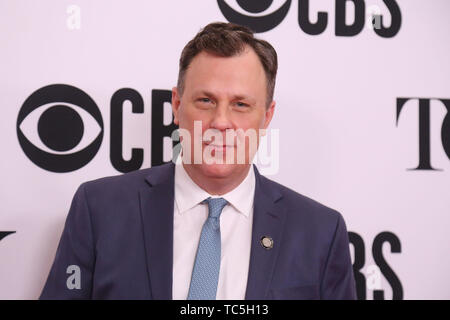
40, 162, 356, 299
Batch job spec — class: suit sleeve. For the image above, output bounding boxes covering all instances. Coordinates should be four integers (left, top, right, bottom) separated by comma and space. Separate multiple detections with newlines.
320, 212, 357, 300
40, 183, 95, 299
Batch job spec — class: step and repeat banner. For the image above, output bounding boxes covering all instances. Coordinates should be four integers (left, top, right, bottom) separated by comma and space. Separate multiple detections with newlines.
1, 0, 449, 299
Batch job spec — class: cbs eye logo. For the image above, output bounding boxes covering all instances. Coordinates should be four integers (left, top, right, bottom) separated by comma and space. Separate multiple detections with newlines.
218, 0, 291, 33
17, 84, 104, 173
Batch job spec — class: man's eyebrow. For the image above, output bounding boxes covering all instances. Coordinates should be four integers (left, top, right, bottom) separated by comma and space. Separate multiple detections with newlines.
232, 94, 255, 103
193, 90, 216, 98
193, 90, 256, 103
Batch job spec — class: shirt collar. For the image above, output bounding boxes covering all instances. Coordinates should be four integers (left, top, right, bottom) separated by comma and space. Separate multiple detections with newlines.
174, 160, 255, 218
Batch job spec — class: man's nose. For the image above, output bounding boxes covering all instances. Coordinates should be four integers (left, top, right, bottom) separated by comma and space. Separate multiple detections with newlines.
209, 104, 233, 131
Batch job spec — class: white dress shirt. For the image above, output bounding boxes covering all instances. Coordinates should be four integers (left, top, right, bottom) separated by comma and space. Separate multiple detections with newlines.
172, 160, 255, 300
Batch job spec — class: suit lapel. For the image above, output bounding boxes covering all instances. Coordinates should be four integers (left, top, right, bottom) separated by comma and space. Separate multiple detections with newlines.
139, 162, 175, 300
245, 165, 287, 299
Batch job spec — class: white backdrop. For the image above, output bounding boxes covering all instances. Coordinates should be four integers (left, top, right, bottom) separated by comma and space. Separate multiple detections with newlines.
1, 0, 449, 299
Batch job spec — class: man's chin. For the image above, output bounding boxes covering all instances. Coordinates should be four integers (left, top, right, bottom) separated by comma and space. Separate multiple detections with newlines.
197, 162, 248, 179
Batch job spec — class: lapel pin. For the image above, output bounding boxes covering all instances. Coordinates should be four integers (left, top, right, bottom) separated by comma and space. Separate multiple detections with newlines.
260, 236, 274, 250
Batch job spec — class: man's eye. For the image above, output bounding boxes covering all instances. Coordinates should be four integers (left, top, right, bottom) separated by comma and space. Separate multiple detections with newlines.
235, 102, 248, 107
199, 98, 211, 103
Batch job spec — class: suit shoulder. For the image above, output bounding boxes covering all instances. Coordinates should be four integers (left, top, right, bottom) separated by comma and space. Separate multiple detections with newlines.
79, 163, 172, 196
80, 167, 151, 192
261, 175, 342, 224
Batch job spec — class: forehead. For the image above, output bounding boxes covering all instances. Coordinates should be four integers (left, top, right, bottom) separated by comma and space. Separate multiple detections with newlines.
183, 47, 267, 99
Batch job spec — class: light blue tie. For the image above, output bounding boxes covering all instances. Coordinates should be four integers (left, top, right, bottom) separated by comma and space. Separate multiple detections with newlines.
187, 197, 228, 300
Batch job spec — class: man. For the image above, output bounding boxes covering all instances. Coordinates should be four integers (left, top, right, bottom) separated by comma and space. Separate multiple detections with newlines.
40, 22, 356, 300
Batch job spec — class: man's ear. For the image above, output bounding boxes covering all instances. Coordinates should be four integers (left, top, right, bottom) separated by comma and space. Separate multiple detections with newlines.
171, 86, 181, 125
262, 100, 276, 133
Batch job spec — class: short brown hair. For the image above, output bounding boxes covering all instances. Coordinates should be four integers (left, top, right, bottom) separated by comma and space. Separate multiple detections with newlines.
177, 22, 278, 107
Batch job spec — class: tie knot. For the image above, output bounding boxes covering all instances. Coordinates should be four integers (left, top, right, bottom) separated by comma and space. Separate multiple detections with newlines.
202, 197, 228, 218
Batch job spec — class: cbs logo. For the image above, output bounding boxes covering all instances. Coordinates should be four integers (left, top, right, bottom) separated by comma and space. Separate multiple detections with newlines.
218, 0, 292, 33
17, 84, 104, 173
218, 0, 401, 37
217, 0, 291, 33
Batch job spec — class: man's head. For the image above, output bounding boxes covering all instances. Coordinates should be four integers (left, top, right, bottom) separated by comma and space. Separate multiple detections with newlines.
171, 22, 278, 187
176, 22, 278, 108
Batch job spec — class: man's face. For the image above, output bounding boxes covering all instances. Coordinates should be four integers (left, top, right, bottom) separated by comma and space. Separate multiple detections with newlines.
171, 46, 275, 179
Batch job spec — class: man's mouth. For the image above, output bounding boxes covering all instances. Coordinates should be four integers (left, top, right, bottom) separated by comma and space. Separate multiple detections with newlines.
204, 142, 235, 151
208, 144, 234, 148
